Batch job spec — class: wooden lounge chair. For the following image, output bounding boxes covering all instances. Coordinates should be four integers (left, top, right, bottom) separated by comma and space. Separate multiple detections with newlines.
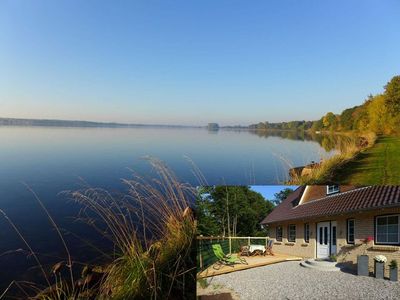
265, 239, 274, 256
212, 244, 248, 270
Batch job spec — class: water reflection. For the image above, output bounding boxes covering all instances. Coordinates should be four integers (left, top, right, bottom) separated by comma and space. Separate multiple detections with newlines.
0, 126, 341, 291
248, 130, 356, 152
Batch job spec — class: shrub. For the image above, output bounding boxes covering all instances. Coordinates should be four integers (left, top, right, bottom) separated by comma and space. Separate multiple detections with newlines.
390, 260, 398, 269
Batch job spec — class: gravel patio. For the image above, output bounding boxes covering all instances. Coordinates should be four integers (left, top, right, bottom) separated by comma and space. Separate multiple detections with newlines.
199, 261, 400, 300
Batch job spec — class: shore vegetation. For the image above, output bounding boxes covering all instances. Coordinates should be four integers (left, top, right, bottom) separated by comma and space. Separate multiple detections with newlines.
1, 158, 196, 299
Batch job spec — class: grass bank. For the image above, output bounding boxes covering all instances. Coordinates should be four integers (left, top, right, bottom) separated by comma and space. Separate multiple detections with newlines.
290, 132, 377, 184
332, 136, 400, 184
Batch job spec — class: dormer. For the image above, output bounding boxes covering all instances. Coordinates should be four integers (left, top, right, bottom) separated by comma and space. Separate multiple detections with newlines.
327, 185, 340, 195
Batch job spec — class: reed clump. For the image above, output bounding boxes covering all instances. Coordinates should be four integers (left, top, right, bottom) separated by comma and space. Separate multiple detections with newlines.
70, 158, 196, 299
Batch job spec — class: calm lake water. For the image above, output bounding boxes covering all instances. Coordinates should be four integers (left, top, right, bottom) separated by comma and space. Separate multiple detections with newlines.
0, 126, 337, 290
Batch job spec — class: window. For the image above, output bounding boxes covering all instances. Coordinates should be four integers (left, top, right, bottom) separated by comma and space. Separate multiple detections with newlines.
319, 227, 323, 244
276, 226, 282, 242
304, 223, 310, 243
288, 224, 296, 242
376, 215, 399, 245
327, 185, 340, 195
347, 219, 355, 244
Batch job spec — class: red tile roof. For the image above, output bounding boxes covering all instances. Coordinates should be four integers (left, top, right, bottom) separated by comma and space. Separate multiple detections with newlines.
260, 186, 400, 224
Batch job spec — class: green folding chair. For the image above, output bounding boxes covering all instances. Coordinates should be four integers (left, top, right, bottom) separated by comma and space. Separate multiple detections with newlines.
212, 244, 247, 270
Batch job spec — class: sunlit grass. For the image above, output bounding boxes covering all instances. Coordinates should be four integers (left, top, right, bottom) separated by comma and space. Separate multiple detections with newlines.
333, 135, 400, 184
288, 132, 377, 184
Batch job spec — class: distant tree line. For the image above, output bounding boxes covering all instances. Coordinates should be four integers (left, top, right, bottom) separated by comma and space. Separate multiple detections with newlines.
249, 120, 314, 131
249, 75, 400, 135
0, 117, 202, 128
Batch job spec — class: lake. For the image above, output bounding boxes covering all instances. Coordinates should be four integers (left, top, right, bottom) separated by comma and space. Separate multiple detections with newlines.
0, 126, 337, 291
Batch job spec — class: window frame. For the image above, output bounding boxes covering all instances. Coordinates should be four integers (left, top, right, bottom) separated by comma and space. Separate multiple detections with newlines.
332, 225, 337, 246
304, 223, 310, 243
288, 224, 296, 242
347, 219, 355, 244
327, 185, 340, 195
375, 214, 400, 246
276, 226, 282, 242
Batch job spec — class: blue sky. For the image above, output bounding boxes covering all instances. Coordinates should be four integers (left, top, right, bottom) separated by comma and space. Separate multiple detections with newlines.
1, 1, 399, 125
250, 185, 298, 201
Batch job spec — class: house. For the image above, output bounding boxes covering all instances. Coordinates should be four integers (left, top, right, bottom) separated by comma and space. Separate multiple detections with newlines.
260, 185, 400, 277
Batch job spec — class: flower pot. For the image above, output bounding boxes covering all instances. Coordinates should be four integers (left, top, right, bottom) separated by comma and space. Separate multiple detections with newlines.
357, 255, 369, 276
390, 267, 398, 282
374, 261, 384, 279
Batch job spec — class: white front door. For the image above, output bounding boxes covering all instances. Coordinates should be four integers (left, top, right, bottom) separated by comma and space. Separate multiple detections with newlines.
317, 222, 330, 259
331, 221, 337, 255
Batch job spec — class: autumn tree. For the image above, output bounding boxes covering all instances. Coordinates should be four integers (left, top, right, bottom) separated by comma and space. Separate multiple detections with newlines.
384, 76, 400, 115
366, 95, 387, 134
311, 118, 323, 131
339, 106, 358, 131
249, 74, 400, 134
322, 112, 338, 130
383, 76, 400, 133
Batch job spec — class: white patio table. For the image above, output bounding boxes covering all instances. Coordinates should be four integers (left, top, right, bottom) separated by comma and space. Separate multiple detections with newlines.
249, 245, 266, 254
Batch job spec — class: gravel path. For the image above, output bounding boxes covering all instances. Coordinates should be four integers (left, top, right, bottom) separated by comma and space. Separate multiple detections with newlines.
207, 261, 400, 300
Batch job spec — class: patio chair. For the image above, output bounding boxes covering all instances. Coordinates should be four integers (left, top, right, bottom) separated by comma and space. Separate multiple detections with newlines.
265, 239, 274, 256
212, 244, 248, 270
239, 245, 251, 257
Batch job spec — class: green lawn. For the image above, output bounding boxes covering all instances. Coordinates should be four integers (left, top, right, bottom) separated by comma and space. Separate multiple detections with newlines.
334, 136, 400, 185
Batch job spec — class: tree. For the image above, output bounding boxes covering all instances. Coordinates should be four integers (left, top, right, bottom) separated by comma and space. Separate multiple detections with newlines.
196, 186, 274, 237
196, 187, 220, 236
311, 118, 323, 131
322, 112, 338, 130
383, 76, 400, 133
256, 122, 268, 130
366, 94, 387, 134
272, 188, 294, 206
352, 105, 369, 131
384, 75, 400, 115
248, 74, 400, 135
339, 106, 358, 131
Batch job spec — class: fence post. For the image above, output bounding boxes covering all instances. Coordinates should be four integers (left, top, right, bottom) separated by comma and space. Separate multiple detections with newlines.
248, 236, 250, 247
199, 238, 203, 270
229, 236, 232, 254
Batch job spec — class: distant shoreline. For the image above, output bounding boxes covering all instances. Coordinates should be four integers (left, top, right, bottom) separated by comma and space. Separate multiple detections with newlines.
0, 117, 261, 129
0, 119, 367, 133
0, 117, 204, 129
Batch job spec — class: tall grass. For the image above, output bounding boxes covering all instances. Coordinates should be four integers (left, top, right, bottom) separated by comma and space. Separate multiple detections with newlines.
70, 157, 196, 299
1, 158, 196, 299
289, 132, 377, 184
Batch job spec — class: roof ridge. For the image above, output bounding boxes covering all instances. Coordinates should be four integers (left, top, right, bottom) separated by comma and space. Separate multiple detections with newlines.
262, 186, 400, 225
293, 186, 371, 209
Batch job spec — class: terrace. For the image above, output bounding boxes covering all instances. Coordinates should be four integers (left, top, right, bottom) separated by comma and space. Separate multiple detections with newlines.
198, 252, 302, 278
197, 236, 302, 278
197, 237, 400, 300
